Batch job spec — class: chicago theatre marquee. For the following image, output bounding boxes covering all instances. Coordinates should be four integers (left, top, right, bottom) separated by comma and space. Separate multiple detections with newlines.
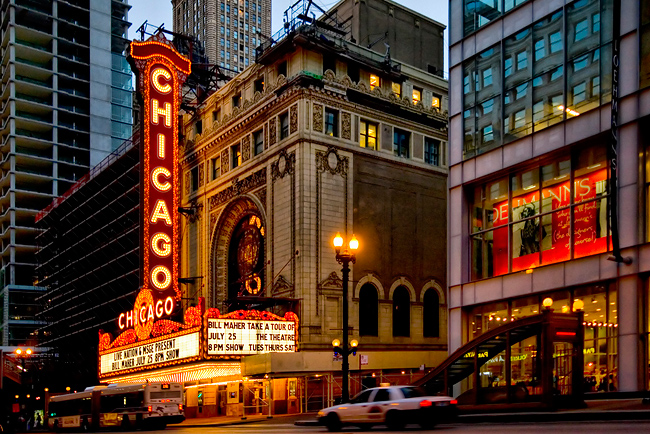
96, 34, 299, 418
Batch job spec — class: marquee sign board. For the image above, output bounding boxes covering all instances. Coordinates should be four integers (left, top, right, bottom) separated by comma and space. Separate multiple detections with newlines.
99, 330, 200, 376
204, 309, 299, 357
206, 318, 296, 355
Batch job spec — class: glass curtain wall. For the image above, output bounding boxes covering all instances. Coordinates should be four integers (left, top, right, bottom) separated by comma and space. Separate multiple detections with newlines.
463, 0, 613, 159
471, 144, 609, 280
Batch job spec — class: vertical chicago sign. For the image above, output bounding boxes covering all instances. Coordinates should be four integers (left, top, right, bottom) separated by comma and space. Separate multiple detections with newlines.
128, 35, 190, 338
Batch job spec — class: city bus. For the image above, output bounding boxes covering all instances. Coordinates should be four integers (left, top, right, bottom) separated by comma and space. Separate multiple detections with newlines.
47, 382, 185, 431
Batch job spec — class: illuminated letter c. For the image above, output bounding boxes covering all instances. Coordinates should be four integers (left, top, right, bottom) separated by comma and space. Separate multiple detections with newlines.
151, 67, 172, 94
152, 167, 171, 192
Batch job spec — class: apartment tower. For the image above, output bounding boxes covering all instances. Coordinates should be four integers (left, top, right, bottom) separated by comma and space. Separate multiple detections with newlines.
0, 0, 133, 346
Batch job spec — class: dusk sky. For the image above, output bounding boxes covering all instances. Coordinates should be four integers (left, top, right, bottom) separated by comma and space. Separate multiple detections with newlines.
127, 0, 449, 73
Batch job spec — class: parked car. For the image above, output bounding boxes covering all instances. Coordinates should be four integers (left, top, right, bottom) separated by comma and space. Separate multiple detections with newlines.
317, 385, 457, 431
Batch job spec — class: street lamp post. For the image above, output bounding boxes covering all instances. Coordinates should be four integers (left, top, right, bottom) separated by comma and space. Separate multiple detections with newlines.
332, 232, 358, 403
15, 347, 32, 385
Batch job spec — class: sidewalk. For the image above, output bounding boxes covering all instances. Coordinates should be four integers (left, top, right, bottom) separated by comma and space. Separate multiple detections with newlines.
177, 413, 296, 427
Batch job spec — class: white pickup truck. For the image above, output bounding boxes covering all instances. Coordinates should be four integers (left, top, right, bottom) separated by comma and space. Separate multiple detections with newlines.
317, 385, 457, 431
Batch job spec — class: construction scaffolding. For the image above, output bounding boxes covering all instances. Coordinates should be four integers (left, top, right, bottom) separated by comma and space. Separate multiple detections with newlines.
34, 132, 141, 387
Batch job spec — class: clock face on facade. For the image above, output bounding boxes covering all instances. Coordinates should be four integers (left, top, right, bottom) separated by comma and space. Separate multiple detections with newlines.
230, 215, 265, 297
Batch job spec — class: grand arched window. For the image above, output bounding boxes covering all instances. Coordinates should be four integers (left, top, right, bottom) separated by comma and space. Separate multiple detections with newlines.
359, 284, 378, 336
392, 286, 410, 337
423, 289, 440, 337
227, 214, 265, 309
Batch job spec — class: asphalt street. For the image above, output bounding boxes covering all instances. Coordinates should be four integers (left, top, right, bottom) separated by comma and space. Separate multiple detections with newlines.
129, 420, 650, 434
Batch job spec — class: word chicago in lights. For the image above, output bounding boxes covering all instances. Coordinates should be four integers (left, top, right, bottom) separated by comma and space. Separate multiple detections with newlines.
126, 33, 190, 339
98, 34, 298, 380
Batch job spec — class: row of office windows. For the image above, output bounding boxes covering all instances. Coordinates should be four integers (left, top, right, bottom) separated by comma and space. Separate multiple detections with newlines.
321, 54, 442, 110
324, 108, 444, 166
358, 284, 441, 338
463, 0, 612, 159
220, 1, 262, 14
189, 112, 444, 193
470, 143, 609, 281
463, 0, 530, 36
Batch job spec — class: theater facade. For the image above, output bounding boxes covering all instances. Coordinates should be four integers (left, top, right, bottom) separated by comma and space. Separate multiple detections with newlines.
37, 2, 449, 419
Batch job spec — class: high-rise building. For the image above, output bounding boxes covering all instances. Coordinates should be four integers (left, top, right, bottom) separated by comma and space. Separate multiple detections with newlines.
0, 0, 133, 346
326, 0, 445, 76
448, 0, 650, 397
172, 0, 272, 76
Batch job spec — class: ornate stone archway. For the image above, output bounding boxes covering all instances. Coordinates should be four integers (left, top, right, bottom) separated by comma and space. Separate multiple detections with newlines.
210, 195, 265, 312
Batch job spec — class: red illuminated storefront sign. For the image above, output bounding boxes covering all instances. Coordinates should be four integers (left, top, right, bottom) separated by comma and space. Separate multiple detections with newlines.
491, 168, 609, 275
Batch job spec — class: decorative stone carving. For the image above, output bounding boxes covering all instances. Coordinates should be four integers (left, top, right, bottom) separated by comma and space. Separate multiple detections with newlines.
313, 103, 323, 132
323, 70, 336, 81
254, 188, 266, 211
264, 124, 269, 150
341, 112, 351, 140
271, 149, 296, 181
275, 74, 287, 88
198, 162, 204, 187
320, 271, 342, 289
242, 135, 251, 162
272, 275, 294, 296
184, 171, 191, 195
289, 104, 298, 134
210, 212, 218, 235
208, 168, 267, 210
316, 147, 348, 176
220, 149, 229, 174
269, 119, 277, 147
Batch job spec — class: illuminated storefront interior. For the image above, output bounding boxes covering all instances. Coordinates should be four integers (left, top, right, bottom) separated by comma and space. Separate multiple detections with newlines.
466, 282, 617, 393
471, 144, 609, 280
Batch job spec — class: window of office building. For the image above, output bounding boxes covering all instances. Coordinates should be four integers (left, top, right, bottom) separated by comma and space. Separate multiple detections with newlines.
212, 156, 221, 180
253, 129, 264, 155
392, 82, 401, 97
370, 74, 380, 90
470, 144, 609, 280
412, 87, 422, 105
462, 0, 613, 160
231, 143, 242, 168
467, 283, 617, 392
394, 128, 410, 158
432, 93, 441, 109
464, 0, 531, 36
424, 137, 441, 166
278, 60, 287, 77
359, 120, 378, 150
279, 112, 289, 139
324, 108, 338, 137
323, 54, 336, 74
190, 166, 199, 192
254, 77, 264, 93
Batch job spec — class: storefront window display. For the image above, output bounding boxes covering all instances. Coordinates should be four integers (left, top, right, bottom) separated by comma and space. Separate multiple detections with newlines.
471, 144, 609, 280
466, 283, 617, 393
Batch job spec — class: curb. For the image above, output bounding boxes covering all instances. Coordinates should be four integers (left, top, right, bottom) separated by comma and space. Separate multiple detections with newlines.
294, 410, 650, 427
457, 410, 650, 424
